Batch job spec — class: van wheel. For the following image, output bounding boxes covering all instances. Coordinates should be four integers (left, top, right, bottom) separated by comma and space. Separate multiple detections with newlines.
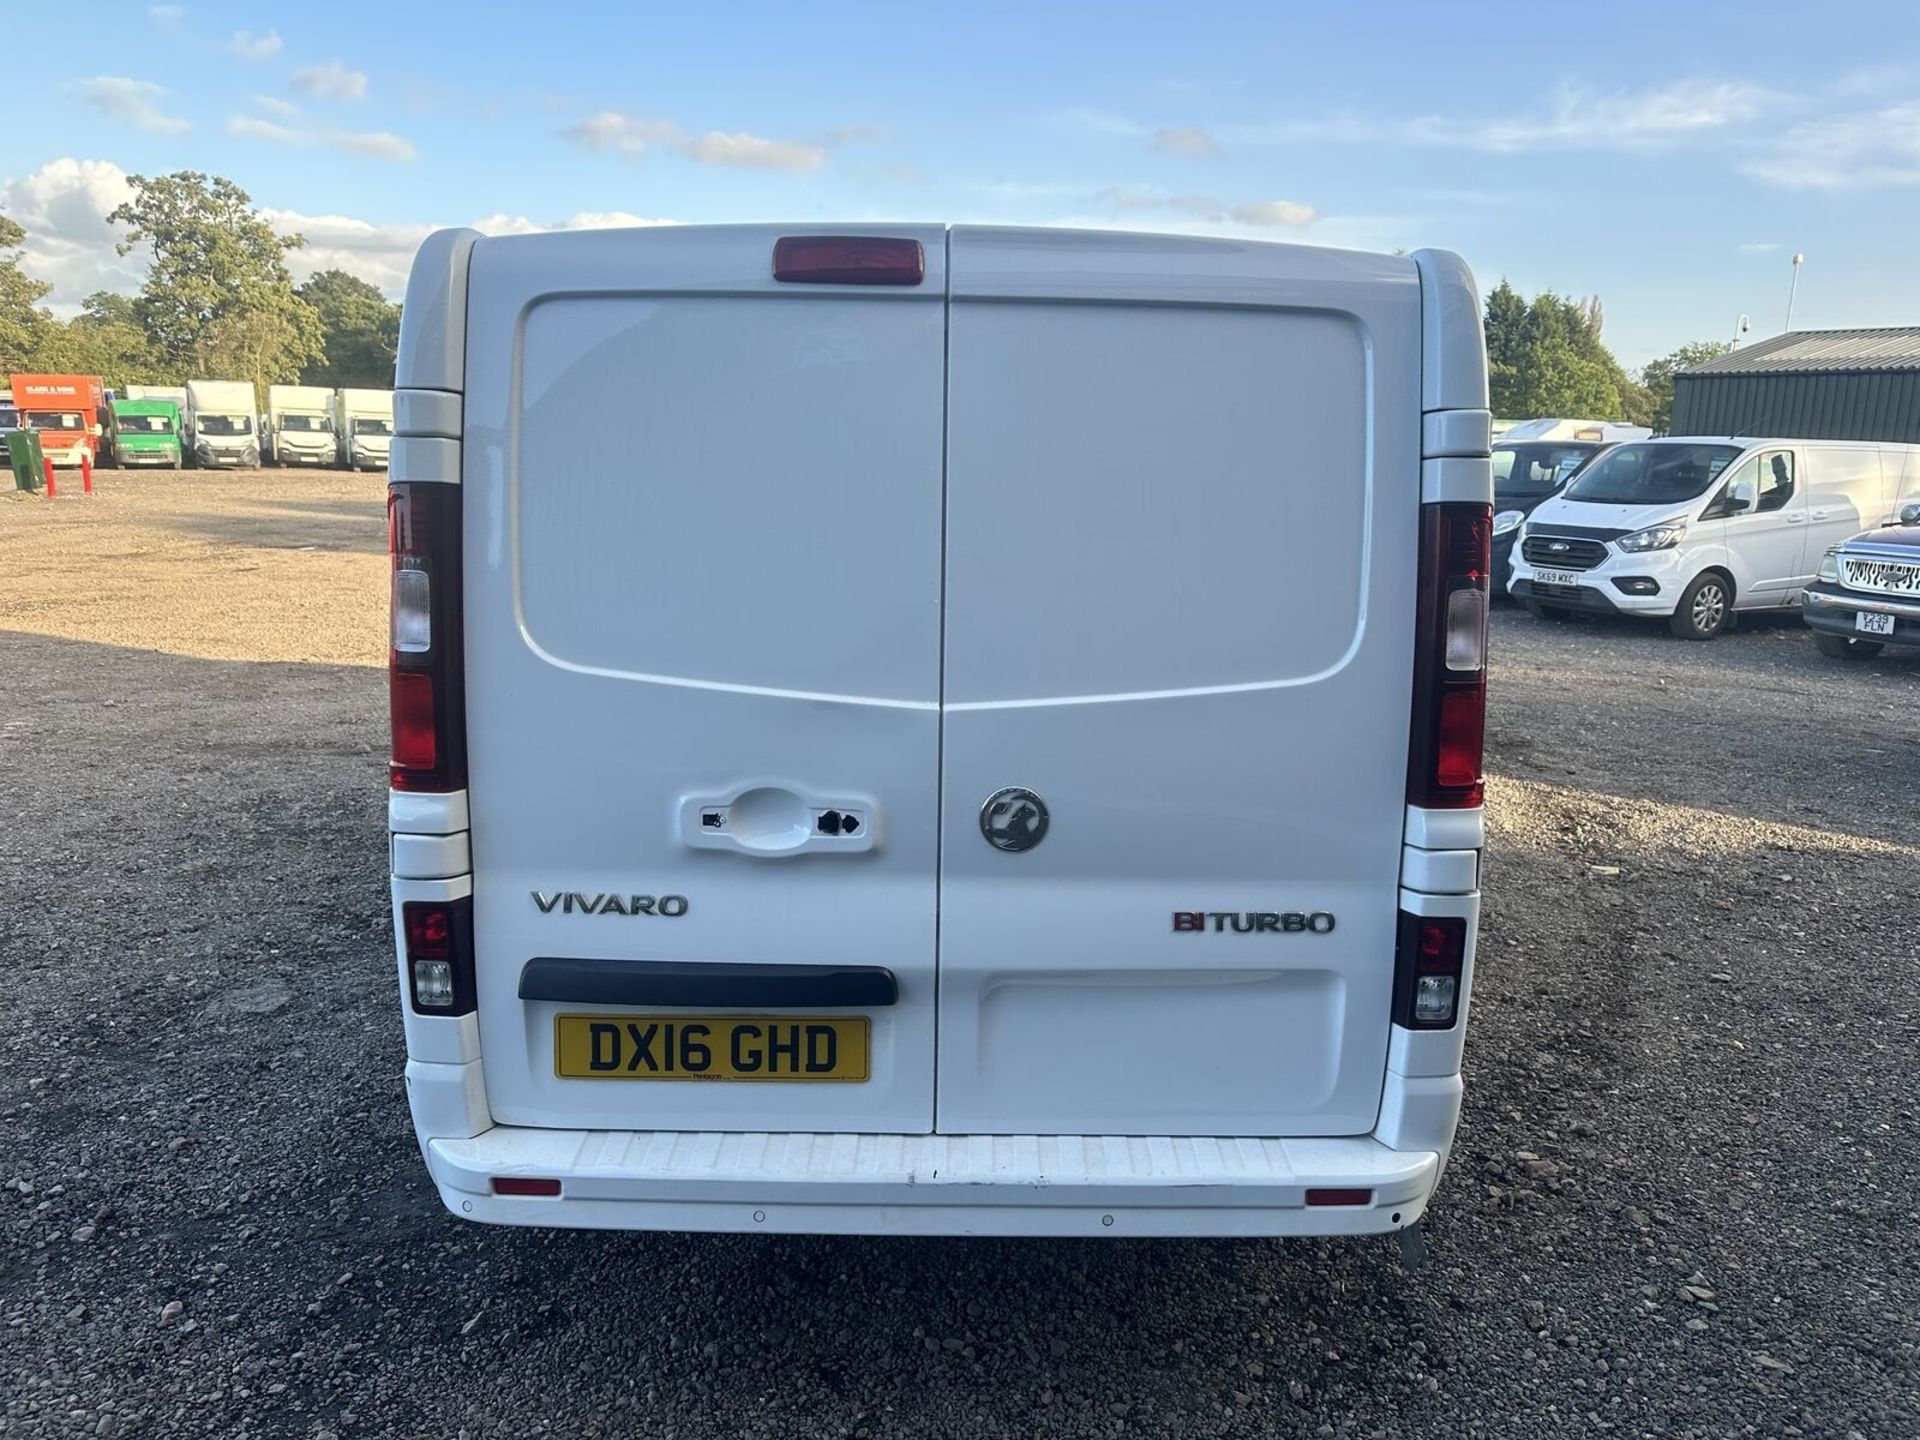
1813, 631, 1884, 660
1520, 598, 1566, 621
1670, 573, 1732, 640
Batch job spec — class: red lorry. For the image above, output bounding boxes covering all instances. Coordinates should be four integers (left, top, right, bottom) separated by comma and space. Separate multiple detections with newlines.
10, 373, 105, 468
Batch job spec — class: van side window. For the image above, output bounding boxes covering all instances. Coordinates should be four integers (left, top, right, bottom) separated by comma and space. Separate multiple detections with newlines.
1756, 451, 1795, 512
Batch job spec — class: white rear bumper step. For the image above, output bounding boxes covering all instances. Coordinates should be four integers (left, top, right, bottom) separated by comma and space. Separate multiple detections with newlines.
425, 1128, 1438, 1238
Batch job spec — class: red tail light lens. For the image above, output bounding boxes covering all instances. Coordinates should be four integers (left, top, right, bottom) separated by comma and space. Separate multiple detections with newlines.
401, 897, 474, 1014
1407, 503, 1490, 809
1394, 912, 1467, 1029
388, 483, 466, 792
773, 235, 925, 286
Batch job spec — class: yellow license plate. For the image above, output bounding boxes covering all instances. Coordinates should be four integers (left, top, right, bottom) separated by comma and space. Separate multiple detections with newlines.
553, 1014, 870, 1082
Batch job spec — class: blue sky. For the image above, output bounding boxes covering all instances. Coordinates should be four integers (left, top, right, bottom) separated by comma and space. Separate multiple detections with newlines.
5, 0, 1918, 368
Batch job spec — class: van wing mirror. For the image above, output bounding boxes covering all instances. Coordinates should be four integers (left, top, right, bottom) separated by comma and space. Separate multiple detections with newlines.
1727, 479, 1756, 514
1900, 500, 1920, 527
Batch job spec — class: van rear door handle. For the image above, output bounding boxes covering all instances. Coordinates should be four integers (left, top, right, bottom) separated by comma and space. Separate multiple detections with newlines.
1810, 509, 1829, 519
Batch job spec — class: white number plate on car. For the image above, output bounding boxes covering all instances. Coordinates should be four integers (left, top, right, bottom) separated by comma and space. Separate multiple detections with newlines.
1534, 568, 1580, 587
1855, 610, 1896, 636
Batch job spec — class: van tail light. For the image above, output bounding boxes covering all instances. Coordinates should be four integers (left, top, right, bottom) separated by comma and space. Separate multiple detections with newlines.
773, 235, 925, 286
388, 483, 467, 792
1407, 503, 1490, 809
1394, 912, 1467, 1029
402, 896, 475, 1014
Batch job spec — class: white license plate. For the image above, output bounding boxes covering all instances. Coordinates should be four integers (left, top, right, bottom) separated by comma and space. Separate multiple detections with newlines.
1534, 568, 1581, 587
1855, 610, 1896, 636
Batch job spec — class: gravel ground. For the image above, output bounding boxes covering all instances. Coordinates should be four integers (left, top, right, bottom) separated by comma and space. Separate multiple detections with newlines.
3, 474, 1917, 1438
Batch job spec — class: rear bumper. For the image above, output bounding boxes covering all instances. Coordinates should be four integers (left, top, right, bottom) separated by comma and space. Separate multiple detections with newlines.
421, 1125, 1441, 1237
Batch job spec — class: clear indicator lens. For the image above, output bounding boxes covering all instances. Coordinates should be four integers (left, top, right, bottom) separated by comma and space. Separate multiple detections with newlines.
392, 565, 431, 653
412, 958, 455, 1008
1444, 587, 1487, 671
1413, 974, 1457, 1024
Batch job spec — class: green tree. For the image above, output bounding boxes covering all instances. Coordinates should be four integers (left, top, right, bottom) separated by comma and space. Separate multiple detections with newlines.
1483, 280, 1650, 423
0, 212, 56, 374
1483, 279, 1527, 415
107, 171, 323, 395
44, 291, 163, 388
297, 269, 400, 388
1637, 340, 1734, 434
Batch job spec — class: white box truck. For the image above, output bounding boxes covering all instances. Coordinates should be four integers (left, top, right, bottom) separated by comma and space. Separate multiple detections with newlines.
335, 387, 393, 470
265, 384, 337, 467
185, 380, 260, 468
386, 225, 1491, 1245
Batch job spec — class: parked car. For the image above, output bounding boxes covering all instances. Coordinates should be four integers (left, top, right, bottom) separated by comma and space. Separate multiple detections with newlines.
1509, 437, 1920, 640
1802, 500, 1920, 658
386, 223, 1491, 1243
1491, 441, 1613, 592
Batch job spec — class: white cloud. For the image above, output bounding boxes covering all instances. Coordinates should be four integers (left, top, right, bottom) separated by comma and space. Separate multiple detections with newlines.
260, 208, 682, 295
229, 28, 281, 60
1744, 103, 1920, 188
1227, 79, 1771, 153
1739, 241, 1782, 253
79, 77, 190, 135
559, 110, 826, 170
678, 130, 825, 170
1, 158, 144, 311
251, 94, 301, 119
147, 4, 184, 24
1095, 188, 1318, 229
292, 60, 369, 101
1153, 126, 1218, 157
564, 110, 650, 156
227, 115, 417, 162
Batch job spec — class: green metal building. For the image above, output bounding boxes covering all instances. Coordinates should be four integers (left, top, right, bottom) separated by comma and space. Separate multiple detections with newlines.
1671, 327, 1920, 443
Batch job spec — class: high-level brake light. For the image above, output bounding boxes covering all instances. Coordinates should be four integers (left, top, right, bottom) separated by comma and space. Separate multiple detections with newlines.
772, 235, 925, 286
1407, 503, 1490, 809
388, 483, 467, 792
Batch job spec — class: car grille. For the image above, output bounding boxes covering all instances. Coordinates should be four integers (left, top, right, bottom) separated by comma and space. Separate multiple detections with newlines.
1521, 535, 1609, 570
1841, 553, 1920, 596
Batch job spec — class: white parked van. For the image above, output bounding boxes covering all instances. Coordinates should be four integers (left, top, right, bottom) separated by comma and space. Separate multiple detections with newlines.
335, 388, 393, 470
386, 225, 1492, 1242
185, 379, 260, 468
1509, 437, 1920, 638
265, 384, 336, 466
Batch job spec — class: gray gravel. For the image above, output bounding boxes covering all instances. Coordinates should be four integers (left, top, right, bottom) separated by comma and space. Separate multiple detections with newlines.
3, 480, 1917, 1438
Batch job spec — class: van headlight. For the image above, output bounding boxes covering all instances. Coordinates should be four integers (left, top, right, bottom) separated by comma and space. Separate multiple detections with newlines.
1493, 509, 1525, 536
1617, 521, 1687, 553
1817, 548, 1841, 583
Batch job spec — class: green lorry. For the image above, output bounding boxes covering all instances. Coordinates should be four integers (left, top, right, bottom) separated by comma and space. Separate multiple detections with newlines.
109, 397, 183, 469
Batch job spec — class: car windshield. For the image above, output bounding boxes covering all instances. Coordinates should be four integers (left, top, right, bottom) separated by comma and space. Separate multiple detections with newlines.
281, 414, 333, 433
118, 414, 174, 434
1491, 442, 1597, 498
1562, 442, 1743, 506
199, 413, 253, 436
31, 411, 86, 431
353, 417, 392, 437
0, 405, 18, 428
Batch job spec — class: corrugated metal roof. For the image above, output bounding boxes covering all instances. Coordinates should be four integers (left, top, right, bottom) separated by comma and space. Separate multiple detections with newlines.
1684, 327, 1920, 375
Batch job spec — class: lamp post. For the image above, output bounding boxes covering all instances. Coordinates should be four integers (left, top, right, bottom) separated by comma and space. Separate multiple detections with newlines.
1785, 253, 1804, 331
1731, 313, 1751, 349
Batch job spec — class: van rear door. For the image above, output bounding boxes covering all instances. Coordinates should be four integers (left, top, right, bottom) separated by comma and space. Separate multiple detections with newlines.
935, 228, 1423, 1136
460, 226, 948, 1133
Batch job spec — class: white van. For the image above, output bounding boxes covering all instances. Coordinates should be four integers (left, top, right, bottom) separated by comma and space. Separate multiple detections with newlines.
386, 225, 1492, 1242
1509, 436, 1920, 638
